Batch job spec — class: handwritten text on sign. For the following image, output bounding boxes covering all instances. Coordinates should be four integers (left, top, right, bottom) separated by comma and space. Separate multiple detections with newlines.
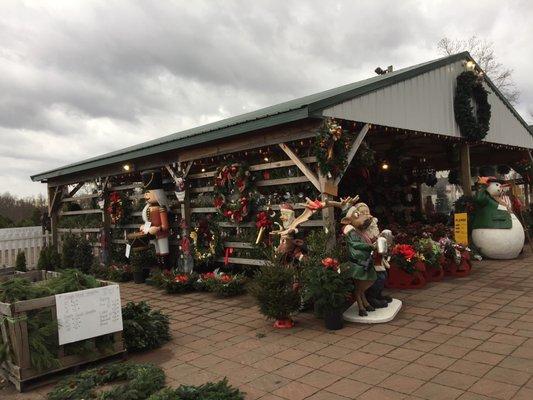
55, 285, 123, 345
454, 213, 469, 246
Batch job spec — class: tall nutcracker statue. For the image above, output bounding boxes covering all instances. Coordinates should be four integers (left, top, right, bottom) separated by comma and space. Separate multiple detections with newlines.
136, 169, 170, 268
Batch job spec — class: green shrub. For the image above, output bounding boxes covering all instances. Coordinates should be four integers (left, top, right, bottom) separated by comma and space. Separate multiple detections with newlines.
122, 301, 171, 352
61, 234, 94, 273
15, 251, 27, 272
37, 245, 61, 271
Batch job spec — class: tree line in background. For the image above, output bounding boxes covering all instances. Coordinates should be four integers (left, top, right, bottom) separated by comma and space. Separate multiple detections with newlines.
0, 192, 46, 228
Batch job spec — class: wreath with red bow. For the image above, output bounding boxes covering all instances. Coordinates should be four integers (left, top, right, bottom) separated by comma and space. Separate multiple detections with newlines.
107, 191, 125, 224
213, 163, 253, 223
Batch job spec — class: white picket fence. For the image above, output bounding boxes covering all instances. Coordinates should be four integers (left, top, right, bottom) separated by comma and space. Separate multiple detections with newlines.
0, 226, 51, 270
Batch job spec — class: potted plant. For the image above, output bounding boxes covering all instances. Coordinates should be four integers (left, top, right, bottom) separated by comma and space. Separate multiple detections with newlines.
303, 258, 354, 330
131, 252, 146, 284
386, 244, 426, 289
415, 237, 444, 282
439, 238, 472, 277
249, 259, 301, 329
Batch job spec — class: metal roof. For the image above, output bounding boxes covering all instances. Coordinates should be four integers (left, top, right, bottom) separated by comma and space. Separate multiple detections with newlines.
31, 51, 530, 182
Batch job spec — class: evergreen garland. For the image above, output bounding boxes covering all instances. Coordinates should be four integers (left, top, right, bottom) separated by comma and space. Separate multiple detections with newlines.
314, 118, 350, 178
147, 378, 245, 400
47, 363, 165, 400
454, 71, 491, 141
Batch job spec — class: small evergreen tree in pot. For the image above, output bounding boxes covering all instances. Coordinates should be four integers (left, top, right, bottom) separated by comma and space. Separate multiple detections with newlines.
61, 234, 94, 273
37, 245, 61, 271
249, 258, 301, 329
15, 251, 27, 272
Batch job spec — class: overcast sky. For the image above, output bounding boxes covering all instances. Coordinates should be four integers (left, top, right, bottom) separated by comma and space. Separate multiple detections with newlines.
1, 0, 532, 197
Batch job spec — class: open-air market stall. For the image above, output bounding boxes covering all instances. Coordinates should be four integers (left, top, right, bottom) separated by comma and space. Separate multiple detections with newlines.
30, 51, 533, 272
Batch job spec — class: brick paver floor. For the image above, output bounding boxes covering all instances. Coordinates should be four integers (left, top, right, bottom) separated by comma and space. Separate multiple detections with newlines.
2, 251, 533, 399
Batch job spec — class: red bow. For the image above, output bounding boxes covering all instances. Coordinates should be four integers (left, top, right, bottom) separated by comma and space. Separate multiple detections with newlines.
322, 257, 340, 270
255, 212, 272, 229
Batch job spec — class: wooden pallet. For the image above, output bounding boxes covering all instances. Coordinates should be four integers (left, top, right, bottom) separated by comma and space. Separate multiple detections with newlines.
0, 270, 125, 392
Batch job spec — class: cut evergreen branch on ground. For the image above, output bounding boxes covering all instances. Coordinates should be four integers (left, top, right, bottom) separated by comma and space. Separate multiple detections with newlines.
122, 301, 171, 352
47, 362, 165, 400
147, 378, 245, 400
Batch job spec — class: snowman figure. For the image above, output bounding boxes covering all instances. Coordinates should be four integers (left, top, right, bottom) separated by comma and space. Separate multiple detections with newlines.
471, 177, 524, 259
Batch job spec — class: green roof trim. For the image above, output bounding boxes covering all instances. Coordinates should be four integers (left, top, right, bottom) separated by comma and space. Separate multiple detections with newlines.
31, 51, 530, 182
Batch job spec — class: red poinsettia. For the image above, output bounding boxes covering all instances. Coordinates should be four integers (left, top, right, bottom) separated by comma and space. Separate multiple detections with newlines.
219, 274, 233, 283
321, 257, 340, 270
392, 244, 417, 261
201, 272, 216, 280
175, 274, 190, 283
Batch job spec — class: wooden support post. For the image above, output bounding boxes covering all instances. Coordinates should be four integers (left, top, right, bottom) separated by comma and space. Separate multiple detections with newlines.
279, 143, 321, 192
47, 185, 63, 248
460, 142, 473, 196
319, 172, 338, 250
101, 178, 111, 265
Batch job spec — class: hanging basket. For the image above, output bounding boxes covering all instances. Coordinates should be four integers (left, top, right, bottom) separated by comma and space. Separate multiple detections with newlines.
386, 261, 426, 289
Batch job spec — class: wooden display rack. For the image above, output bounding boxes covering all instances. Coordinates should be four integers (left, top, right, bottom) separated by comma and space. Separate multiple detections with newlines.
0, 270, 125, 392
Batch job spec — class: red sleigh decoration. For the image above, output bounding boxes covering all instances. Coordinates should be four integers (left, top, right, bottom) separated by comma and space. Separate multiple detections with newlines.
386, 261, 426, 289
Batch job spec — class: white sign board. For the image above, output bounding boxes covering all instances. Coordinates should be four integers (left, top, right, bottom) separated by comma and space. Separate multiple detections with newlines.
55, 285, 123, 345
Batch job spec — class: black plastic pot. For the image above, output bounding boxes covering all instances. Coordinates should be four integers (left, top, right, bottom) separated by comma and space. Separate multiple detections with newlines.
324, 309, 344, 330
133, 270, 145, 284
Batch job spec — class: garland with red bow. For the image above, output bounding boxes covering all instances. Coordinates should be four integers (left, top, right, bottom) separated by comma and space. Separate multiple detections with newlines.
213, 163, 253, 223
314, 118, 351, 179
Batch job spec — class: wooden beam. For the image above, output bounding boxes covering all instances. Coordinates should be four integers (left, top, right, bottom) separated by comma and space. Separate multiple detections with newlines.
278, 143, 321, 191
67, 182, 84, 198
183, 161, 193, 178
164, 164, 179, 184
334, 123, 370, 186
460, 142, 473, 196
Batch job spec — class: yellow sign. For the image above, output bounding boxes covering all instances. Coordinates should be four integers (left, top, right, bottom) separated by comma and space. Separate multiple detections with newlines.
454, 213, 468, 246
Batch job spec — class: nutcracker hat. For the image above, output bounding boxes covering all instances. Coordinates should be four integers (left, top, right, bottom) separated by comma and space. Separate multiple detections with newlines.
141, 169, 163, 190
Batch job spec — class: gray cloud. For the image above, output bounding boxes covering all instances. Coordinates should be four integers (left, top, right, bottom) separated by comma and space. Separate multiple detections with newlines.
0, 0, 532, 197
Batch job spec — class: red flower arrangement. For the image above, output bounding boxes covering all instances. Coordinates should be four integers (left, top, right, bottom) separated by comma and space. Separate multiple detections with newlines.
174, 274, 190, 283
391, 244, 422, 274
321, 257, 340, 271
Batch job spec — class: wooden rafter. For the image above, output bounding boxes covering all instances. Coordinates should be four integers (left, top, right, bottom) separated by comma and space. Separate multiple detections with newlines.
278, 143, 321, 192
334, 123, 370, 185
48, 186, 63, 214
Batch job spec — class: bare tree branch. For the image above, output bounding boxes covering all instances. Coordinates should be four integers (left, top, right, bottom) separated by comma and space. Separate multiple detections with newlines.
437, 36, 520, 105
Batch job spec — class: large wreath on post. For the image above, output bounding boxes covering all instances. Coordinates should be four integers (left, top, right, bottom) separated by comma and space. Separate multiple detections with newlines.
213, 163, 253, 223
314, 118, 350, 178
107, 191, 127, 224
454, 71, 491, 142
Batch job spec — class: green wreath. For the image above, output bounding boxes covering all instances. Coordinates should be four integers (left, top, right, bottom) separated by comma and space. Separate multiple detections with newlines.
314, 118, 350, 178
454, 71, 491, 142
213, 163, 253, 223
47, 363, 165, 400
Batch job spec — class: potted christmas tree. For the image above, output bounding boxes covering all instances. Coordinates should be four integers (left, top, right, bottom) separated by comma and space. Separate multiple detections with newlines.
249, 258, 301, 329
303, 257, 353, 330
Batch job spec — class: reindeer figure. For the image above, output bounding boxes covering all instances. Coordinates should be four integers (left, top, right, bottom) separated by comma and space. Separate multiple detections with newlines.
270, 196, 358, 264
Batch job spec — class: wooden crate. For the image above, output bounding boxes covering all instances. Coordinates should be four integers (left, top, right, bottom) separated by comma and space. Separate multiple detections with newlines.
0, 270, 125, 391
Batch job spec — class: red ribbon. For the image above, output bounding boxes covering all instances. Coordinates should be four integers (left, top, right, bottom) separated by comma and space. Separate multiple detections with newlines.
224, 247, 234, 265
255, 211, 272, 229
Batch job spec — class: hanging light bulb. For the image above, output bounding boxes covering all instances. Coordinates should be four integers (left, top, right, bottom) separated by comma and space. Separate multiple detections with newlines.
381, 162, 389, 170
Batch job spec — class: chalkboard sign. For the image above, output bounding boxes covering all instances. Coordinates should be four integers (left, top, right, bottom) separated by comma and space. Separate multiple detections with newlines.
55, 285, 123, 345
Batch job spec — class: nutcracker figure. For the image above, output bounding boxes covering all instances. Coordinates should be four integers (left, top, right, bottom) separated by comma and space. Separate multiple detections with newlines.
140, 170, 170, 267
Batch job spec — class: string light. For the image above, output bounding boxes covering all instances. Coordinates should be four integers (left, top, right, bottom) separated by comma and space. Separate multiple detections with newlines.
122, 164, 131, 171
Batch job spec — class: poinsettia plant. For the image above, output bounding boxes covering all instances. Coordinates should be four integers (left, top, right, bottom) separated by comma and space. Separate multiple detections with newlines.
391, 244, 423, 274
194, 271, 218, 291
